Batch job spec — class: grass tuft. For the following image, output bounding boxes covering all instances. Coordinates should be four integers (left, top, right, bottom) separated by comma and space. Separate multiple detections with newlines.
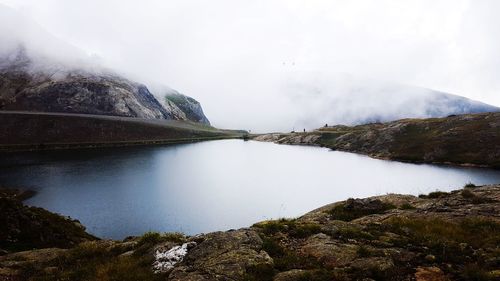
327, 199, 396, 221
399, 203, 416, 210
461, 264, 495, 281
464, 182, 477, 188
253, 219, 321, 238
137, 231, 185, 247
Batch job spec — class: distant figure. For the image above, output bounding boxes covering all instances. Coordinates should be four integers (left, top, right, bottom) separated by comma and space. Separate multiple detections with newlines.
324, 123, 328, 127
303, 128, 305, 132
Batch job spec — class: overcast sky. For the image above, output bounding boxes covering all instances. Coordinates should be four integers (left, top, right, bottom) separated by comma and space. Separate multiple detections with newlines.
1, 0, 500, 131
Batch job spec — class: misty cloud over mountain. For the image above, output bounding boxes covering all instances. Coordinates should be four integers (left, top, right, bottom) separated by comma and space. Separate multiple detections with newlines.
282, 73, 499, 130
1, 2, 499, 132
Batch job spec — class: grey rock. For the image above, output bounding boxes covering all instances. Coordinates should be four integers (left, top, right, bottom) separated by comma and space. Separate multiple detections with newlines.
165, 91, 210, 125
168, 229, 273, 280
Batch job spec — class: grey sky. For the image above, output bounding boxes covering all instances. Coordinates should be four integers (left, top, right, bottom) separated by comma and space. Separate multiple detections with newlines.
1, 0, 499, 131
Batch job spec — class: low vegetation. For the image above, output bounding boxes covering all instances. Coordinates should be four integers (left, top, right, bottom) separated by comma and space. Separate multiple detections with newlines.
419, 190, 449, 199
253, 218, 322, 238
137, 231, 185, 247
327, 199, 396, 221
0, 190, 95, 252
22, 241, 165, 281
464, 182, 477, 188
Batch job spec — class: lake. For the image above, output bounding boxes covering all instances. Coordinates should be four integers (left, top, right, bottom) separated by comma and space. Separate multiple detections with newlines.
1, 139, 500, 239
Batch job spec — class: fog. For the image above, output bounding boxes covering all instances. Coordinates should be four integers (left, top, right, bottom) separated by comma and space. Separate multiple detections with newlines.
1, 0, 500, 132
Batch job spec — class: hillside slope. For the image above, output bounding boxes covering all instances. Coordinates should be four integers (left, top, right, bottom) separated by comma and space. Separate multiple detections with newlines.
255, 112, 500, 168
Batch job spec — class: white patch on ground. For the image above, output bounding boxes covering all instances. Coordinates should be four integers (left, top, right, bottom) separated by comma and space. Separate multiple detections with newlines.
152, 242, 196, 273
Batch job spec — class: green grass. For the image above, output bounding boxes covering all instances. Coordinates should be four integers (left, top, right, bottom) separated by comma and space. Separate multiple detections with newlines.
327, 200, 396, 221
464, 182, 477, 188
461, 264, 496, 281
253, 219, 321, 238
385, 217, 500, 248
382, 217, 500, 267
260, 235, 316, 271
356, 245, 373, 257
399, 203, 416, 210
133, 231, 186, 256
243, 263, 275, 281
461, 189, 475, 199
460, 189, 494, 204
137, 231, 185, 246
335, 225, 375, 241
419, 191, 449, 199
25, 241, 164, 281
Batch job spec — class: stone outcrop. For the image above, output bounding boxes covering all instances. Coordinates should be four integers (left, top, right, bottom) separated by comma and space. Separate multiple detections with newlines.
169, 230, 273, 280
165, 91, 210, 125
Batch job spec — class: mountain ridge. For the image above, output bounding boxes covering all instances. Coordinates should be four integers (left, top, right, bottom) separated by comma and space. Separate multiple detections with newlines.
0, 47, 211, 125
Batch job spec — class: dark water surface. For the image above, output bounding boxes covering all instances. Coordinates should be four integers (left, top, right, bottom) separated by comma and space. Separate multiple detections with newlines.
1, 139, 500, 239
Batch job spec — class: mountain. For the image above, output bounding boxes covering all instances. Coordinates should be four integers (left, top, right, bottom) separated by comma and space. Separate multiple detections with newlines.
0, 48, 210, 123
0, 4, 210, 124
284, 73, 500, 128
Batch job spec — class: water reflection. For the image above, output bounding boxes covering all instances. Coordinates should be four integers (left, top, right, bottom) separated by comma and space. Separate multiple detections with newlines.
1, 140, 499, 239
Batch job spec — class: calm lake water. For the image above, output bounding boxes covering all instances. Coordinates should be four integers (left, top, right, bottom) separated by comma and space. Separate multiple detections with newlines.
1, 139, 500, 239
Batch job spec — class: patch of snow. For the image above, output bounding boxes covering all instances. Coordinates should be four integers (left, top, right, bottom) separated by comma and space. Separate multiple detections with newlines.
152, 242, 196, 274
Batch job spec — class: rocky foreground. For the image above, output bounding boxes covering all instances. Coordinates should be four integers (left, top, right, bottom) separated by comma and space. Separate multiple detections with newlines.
0, 184, 499, 281
254, 112, 500, 169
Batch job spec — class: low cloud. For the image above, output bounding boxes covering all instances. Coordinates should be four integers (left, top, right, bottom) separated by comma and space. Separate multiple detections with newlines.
1, 0, 500, 132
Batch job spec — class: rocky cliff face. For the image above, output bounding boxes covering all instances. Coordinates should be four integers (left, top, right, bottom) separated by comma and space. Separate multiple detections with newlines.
0, 49, 210, 123
165, 91, 210, 125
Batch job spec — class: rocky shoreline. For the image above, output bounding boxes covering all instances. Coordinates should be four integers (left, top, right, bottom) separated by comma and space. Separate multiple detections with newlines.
253, 112, 500, 169
1, 184, 499, 281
